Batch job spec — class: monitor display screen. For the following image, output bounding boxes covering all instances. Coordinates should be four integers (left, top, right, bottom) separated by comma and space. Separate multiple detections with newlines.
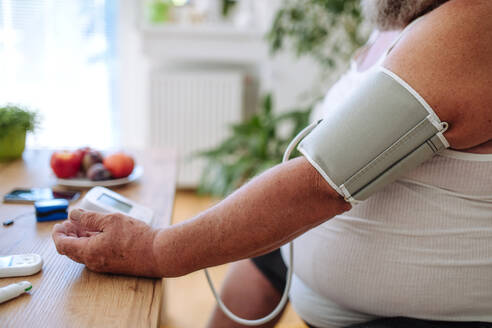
97, 194, 132, 213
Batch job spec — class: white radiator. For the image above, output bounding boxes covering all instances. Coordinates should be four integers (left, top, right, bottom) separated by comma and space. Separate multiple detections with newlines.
150, 70, 252, 187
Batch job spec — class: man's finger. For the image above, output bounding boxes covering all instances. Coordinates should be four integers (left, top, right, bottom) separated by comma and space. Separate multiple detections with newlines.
69, 209, 108, 232
52, 226, 74, 255
52, 223, 67, 252
53, 233, 89, 264
52, 222, 79, 246
59, 220, 99, 238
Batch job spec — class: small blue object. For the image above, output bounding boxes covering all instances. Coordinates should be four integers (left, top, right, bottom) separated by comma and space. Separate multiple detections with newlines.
34, 199, 69, 222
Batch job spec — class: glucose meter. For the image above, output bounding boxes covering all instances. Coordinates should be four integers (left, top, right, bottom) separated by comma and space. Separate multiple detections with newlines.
0, 281, 33, 304
0, 254, 43, 278
79, 187, 154, 225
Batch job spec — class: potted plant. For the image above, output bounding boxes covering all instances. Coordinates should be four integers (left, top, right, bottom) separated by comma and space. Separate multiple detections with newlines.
198, 94, 311, 196
0, 105, 39, 161
197, 0, 369, 196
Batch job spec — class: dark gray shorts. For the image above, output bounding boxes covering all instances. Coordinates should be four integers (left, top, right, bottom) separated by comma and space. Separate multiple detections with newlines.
251, 249, 318, 328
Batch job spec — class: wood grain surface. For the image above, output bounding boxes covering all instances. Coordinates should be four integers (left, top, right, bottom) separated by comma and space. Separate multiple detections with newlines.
0, 148, 176, 328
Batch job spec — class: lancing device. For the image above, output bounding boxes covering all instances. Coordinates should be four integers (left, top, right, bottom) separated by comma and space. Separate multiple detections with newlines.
0, 281, 32, 304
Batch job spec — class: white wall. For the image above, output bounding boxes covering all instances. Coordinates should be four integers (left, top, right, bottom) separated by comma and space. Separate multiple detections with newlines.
117, 0, 322, 147
267, 53, 322, 113
118, 0, 150, 148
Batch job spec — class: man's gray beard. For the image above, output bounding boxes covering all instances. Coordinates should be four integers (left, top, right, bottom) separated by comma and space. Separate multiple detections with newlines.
361, 0, 450, 30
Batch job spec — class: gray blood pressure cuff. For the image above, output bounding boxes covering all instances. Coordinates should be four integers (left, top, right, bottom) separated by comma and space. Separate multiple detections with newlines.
298, 68, 449, 204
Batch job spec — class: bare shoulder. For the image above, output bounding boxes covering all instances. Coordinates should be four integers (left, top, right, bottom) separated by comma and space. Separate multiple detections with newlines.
384, 0, 492, 149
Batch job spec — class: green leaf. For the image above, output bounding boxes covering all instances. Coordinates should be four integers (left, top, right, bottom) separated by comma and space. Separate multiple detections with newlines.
197, 93, 313, 197
0, 104, 40, 139
262, 94, 273, 116
266, 0, 369, 77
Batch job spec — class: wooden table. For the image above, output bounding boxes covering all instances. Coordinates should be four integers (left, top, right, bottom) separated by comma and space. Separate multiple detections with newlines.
0, 149, 176, 328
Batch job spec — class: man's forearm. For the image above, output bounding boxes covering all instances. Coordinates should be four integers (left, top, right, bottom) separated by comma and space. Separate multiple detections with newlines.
153, 157, 351, 277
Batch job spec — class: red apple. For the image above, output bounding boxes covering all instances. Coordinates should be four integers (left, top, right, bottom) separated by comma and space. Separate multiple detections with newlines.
50, 151, 82, 179
74, 147, 92, 163
103, 152, 135, 179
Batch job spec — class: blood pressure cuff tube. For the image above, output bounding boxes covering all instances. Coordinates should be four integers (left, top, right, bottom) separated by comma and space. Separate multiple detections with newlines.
298, 68, 450, 204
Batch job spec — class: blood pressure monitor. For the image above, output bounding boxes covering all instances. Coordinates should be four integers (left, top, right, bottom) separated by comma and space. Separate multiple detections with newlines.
79, 187, 154, 225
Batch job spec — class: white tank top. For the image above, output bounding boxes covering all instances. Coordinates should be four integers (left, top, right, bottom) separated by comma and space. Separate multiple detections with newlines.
284, 24, 492, 326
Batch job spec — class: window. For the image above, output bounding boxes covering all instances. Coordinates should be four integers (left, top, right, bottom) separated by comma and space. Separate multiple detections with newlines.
0, 0, 118, 148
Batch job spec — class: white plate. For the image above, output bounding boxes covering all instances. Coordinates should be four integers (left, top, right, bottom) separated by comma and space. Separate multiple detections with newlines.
56, 166, 143, 188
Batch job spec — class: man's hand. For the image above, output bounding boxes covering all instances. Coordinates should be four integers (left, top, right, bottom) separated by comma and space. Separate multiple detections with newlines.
52, 209, 160, 277
52, 158, 348, 278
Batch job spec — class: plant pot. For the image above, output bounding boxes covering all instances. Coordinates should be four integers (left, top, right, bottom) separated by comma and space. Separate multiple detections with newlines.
149, 0, 172, 23
0, 128, 26, 161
